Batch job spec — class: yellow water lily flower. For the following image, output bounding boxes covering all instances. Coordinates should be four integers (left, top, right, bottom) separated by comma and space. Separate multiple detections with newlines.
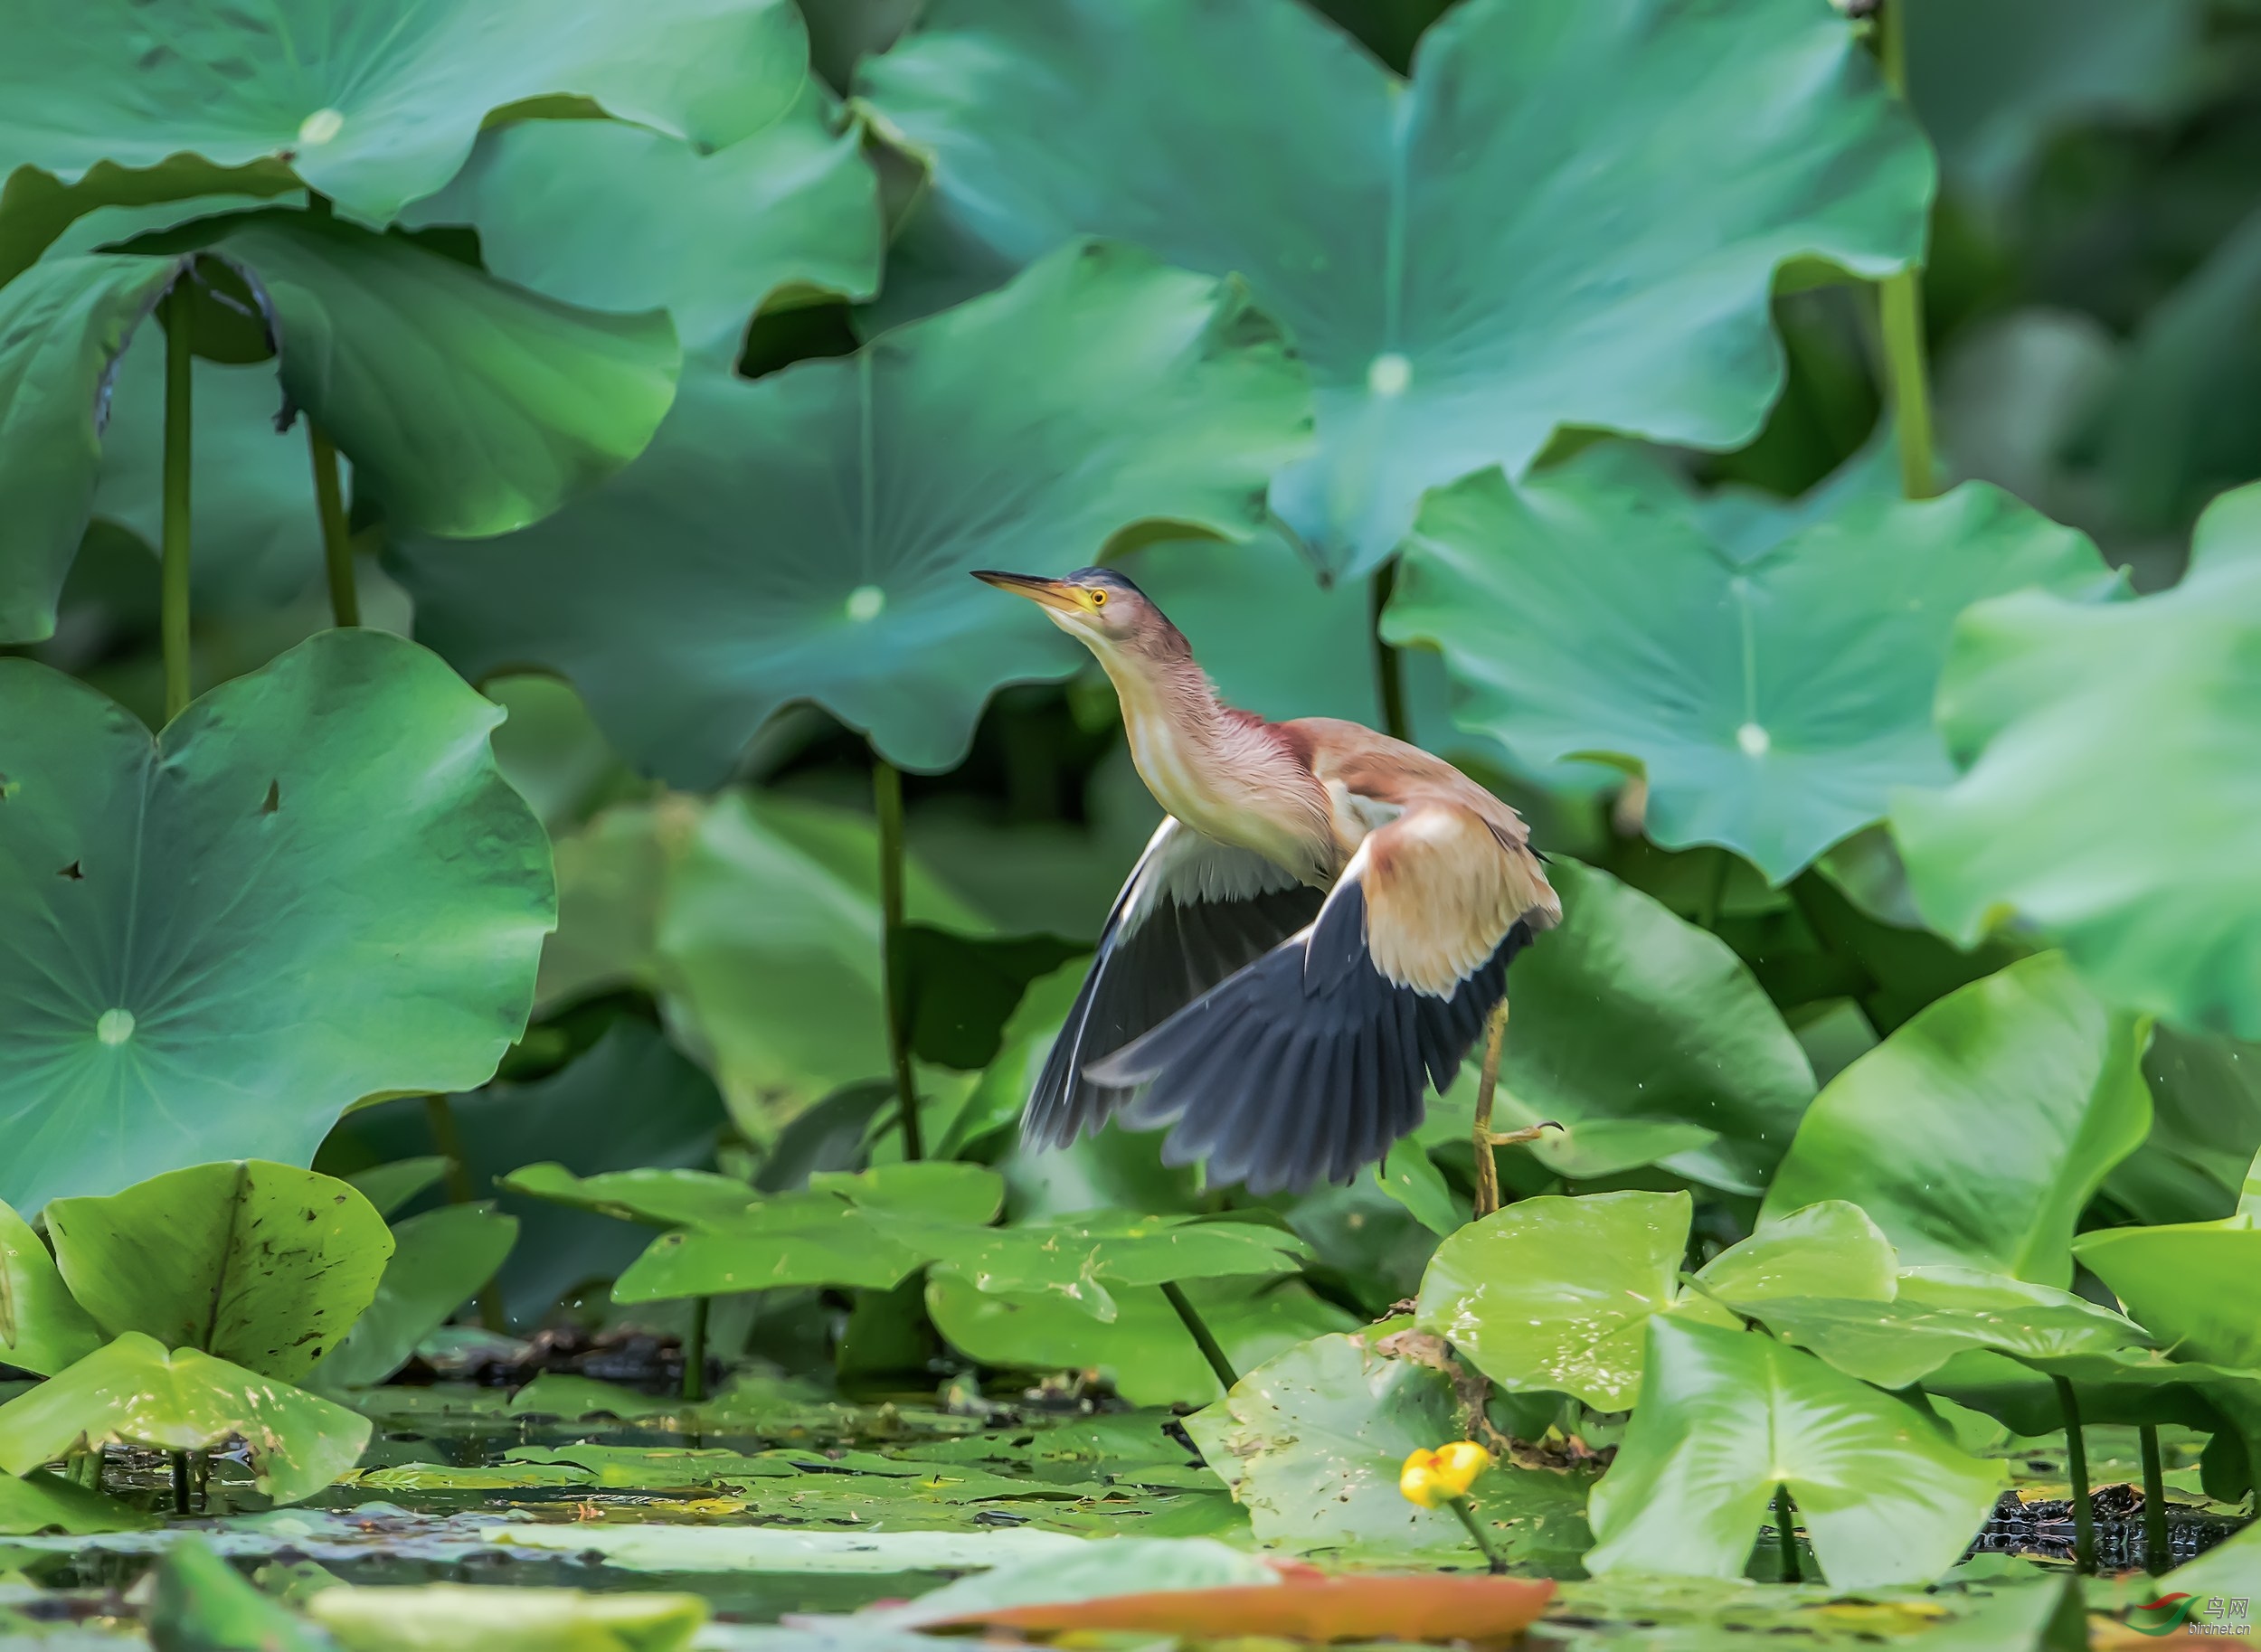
1399, 1440, 1493, 1507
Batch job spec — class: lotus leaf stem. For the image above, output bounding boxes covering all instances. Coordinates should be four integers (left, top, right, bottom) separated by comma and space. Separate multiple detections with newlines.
875, 755, 923, 1161
682, 1295, 711, 1402
423, 1093, 506, 1330
1773, 1484, 1801, 1581
1369, 563, 1411, 745
1872, 0, 1936, 500
309, 422, 359, 628
170, 1450, 190, 1517
1161, 1280, 1238, 1392
160, 279, 194, 722
2052, 1375, 2095, 1573
2139, 1421, 2169, 1574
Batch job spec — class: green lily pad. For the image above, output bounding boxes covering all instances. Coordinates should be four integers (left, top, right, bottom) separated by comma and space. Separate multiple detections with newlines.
862, 0, 1929, 575
1585, 1317, 2005, 1588
394, 239, 1311, 781
1372, 1141, 1461, 1239
1894, 482, 2261, 1039
805, 1163, 1005, 1224
184, 212, 681, 538
403, 86, 881, 361
0, 1201, 102, 1378
1437, 859, 1815, 1195
1183, 1330, 1591, 1561
47, 1160, 393, 1383
307, 1582, 707, 1652
312, 1203, 520, 1389
930, 1274, 1354, 1408
0, 253, 181, 643
890, 1213, 1309, 1317
0, 629, 554, 1213
613, 1195, 927, 1301
2074, 1208, 2261, 1371
1760, 953, 2152, 1286
0, 1468, 150, 1536
1725, 1266, 2150, 1391
1414, 1190, 1708, 1411
1387, 451, 2111, 881
864, 1536, 1272, 1630
1695, 1200, 1901, 1307
0, 1332, 369, 1505
149, 1534, 326, 1650
491, 1523, 1085, 1573
0, 0, 809, 224
500, 1165, 761, 1230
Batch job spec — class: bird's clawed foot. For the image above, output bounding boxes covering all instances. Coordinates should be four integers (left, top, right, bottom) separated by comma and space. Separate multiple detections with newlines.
1481, 1121, 1560, 1147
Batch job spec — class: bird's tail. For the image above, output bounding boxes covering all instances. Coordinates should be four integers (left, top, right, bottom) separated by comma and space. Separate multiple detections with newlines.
1082, 886, 1537, 1195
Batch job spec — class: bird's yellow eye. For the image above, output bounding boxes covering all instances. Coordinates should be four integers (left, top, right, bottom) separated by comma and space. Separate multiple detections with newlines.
1089, 588, 1108, 608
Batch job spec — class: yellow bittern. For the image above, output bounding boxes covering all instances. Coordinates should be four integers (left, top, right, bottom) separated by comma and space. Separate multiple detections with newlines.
975, 566, 1559, 1196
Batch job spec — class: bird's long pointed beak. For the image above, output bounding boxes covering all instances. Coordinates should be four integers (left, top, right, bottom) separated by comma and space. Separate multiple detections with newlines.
972, 570, 1083, 614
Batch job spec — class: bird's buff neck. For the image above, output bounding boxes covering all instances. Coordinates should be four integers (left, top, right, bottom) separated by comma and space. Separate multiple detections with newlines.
1092, 644, 1336, 884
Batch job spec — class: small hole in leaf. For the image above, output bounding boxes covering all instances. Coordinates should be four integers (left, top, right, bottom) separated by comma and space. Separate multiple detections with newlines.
262, 779, 280, 814
57, 860, 83, 880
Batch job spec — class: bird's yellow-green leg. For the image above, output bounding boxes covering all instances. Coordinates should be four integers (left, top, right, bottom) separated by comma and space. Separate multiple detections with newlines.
1471, 1000, 1509, 1218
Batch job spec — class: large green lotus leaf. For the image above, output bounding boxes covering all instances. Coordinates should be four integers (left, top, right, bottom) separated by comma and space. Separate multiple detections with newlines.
0, 1202, 102, 1378
0, 629, 555, 1213
1690, 1201, 1899, 1307
861, 0, 1930, 576
929, 1276, 1353, 1408
403, 88, 882, 361
806, 1163, 1005, 1224
1895, 485, 2261, 1039
89, 337, 337, 614
1760, 954, 2152, 1286
501, 1165, 760, 1230
1388, 452, 2113, 881
1907, 0, 2204, 209
336, 1018, 728, 1326
394, 239, 1310, 782
0, 0, 809, 224
611, 1195, 928, 1300
345, 1157, 450, 1221
189, 212, 682, 538
1585, 1317, 2004, 1588
311, 1203, 520, 1389
1434, 859, 1815, 1195
0, 1333, 369, 1506
2074, 1214, 2261, 1372
1722, 1267, 2150, 1392
0, 254, 181, 643
1414, 1191, 1707, 1410
0, 156, 299, 289
0, 1468, 152, 1536
2121, 1027, 2261, 1225
1182, 1330, 1590, 1561
46, 1161, 392, 1383
535, 798, 695, 1013
657, 793, 980, 1115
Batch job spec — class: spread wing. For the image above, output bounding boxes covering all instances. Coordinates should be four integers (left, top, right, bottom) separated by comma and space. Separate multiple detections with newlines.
1089, 799, 1557, 1194
1021, 818, 1324, 1152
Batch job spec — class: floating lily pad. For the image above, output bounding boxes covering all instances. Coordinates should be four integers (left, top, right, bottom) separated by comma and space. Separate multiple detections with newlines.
1387, 452, 2112, 881
0, 629, 555, 1213
501, 1164, 762, 1231
1761, 953, 2152, 1286
1894, 482, 2261, 1039
403, 86, 881, 361
863, 0, 1930, 574
1585, 1317, 2005, 1588
0, 0, 809, 223
0, 253, 182, 643
0, 1333, 370, 1506
395, 240, 1311, 781
307, 1582, 708, 1652
47, 1160, 393, 1383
